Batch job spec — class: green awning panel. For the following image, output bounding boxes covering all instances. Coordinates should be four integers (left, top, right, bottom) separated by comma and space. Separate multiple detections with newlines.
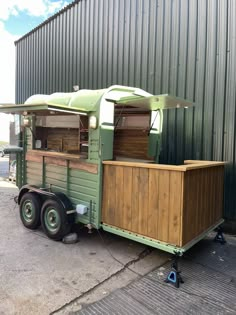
0, 103, 89, 115
110, 94, 193, 110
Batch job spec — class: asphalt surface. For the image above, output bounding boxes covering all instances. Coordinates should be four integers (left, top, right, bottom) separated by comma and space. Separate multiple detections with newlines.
0, 179, 169, 315
75, 234, 236, 315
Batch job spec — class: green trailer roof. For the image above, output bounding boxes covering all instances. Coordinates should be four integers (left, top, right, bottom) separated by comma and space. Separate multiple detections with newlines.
0, 85, 192, 115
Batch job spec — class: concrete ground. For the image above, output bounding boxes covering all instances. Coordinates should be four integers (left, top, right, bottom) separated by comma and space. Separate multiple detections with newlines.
0, 177, 169, 315
69, 234, 236, 315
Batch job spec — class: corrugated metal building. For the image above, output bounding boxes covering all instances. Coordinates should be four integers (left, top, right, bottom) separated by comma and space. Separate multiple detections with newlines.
14, 0, 236, 220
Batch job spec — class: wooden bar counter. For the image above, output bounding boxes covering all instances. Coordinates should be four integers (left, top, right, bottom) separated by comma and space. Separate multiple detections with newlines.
26, 150, 98, 174
102, 160, 225, 248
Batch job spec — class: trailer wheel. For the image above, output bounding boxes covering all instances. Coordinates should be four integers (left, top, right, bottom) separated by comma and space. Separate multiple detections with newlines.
20, 192, 42, 229
41, 199, 71, 241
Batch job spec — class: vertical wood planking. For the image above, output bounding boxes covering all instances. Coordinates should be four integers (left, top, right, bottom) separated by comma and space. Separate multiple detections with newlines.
182, 166, 224, 245
131, 167, 140, 233
168, 171, 182, 246
138, 168, 149, 236
202, 169, 208, 230
215, 166, 224, 220
102, 165, 116, 224
109, 165, 117, 224
101, 165, 109, 222
208, 169, 213, 226
158, 170, 170, 241
208, 168, 214, 227
194, 171, 200, 237
148, 169, 159, 239
186, 170, 198, 240
123, 167, 133, 231
203, 168, 209, 229
199, 170, 205, 232
115, 166, 124, 228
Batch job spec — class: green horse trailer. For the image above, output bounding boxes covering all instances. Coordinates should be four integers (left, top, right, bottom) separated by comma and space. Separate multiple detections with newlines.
0, 85, 225, 287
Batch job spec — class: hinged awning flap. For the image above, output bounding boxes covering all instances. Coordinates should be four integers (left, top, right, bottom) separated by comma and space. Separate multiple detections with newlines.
0, 103, 88, 116
108, 94, 193, 110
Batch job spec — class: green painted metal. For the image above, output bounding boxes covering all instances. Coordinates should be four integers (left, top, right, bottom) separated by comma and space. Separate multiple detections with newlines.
25, 156, 101, 228
88, 115, 100, 162
36, 162, 101, 227
102, 224, 185, 255
44, 207, 61, 233
16, 153, 22, 188
42, 157, 46, 188
0, 87, 190, 117
0, 103, 88, 115
25, 88, 105, 111
26, 161, 43, 186
100, 124, 114, 161
66, 160, 69, 195
45, 165, 67, 192
148, 133, 162, 163
1, 146, 23, 155
68, 168, 100, 227
114, 94, 192, 110
102, 219, 224, 255
21, 129, 27, 187
21, 199, 36, 224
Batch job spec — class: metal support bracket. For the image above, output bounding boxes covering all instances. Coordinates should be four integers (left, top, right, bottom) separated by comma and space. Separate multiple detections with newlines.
214, 226, 226, 245
165, 252, 184, 288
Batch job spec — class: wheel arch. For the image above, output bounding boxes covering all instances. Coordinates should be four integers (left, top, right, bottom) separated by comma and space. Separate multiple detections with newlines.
18, 185, 74, 212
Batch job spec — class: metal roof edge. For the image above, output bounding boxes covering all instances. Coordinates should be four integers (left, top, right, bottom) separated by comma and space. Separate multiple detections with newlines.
14, 0, 82, 45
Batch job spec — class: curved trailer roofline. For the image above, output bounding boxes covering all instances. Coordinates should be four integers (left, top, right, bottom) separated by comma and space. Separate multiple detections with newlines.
0, 85, 193, 115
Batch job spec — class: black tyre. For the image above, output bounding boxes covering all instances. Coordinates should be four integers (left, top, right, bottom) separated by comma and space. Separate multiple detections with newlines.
41, 199, 71, 241
20, 192, 42, 229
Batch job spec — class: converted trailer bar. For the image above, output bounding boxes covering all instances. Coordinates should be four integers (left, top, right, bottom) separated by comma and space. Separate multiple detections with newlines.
0, 86, 225, 279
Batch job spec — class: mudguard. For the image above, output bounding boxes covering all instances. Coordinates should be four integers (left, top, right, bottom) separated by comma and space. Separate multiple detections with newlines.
17, 185, 75, 215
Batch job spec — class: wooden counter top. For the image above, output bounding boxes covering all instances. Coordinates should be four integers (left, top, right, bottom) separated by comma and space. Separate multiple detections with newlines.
102, 159, 226, 172
27, 149, 84, 161
26, 150, 97, 174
